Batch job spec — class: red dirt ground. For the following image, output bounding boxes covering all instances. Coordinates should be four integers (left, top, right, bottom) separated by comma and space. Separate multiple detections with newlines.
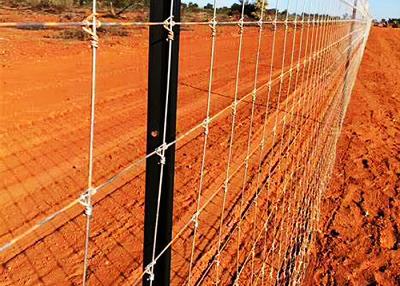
309, 27, 400, 285
0, 6, 377, 286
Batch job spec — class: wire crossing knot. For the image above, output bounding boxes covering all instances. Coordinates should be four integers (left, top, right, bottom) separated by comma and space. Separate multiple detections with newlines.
202, 117, 211, 135
83, 13, 101, 49
79, 188, 95, 217
155, 143, 168, 165
163, 16, 176, 41
238, 17, 244, 35
144, 262, 156, 281
209, 17, 217, 37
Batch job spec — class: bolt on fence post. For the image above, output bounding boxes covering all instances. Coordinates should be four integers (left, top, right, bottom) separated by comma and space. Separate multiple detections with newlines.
143, 0, 181, 285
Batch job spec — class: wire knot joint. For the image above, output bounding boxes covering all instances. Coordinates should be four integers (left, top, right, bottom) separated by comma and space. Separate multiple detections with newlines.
202, 117, 211, 135
231, 100, 238, 116
155, 143, 168, 165
82, 13, 101, 49
79, 188, 95, 217
238, 17, 244, 34
144, 262, 156, 281
191, 213, 200, 229
163, 16, 176, 41
257, 18, 263, 28
209, 18, 217, 37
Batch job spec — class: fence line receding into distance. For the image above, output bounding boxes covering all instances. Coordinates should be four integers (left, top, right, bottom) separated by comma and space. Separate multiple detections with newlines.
0, 0, 372, 285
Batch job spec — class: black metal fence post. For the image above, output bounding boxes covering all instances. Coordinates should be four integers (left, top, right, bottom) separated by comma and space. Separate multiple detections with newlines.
143, 0, 180, 285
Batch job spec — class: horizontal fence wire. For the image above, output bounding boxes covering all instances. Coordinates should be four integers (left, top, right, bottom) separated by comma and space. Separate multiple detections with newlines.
0, 19, 367, 29
0, 0, 371, 285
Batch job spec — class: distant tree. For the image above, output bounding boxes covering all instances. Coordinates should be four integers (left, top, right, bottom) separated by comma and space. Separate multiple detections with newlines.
204, 3, 213, 10
280, 9, 288, 16
388, 18, 400, 28
230, 1, 256, 19
216, 6, 230, 16
254, 0, 267, 19
229, 0, 270, 19
187, 2, 198, 8
230, 2, 241, 13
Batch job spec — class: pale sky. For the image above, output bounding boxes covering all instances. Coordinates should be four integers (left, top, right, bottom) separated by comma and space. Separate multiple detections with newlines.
187, 0, 400, 20
370, 0, 400, 20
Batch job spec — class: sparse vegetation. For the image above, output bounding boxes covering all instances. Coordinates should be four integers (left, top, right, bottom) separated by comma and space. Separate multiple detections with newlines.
388, 18, 399, 28
374, 18, 400, 28
4, 0, 149, 10
5, 0, 270, 20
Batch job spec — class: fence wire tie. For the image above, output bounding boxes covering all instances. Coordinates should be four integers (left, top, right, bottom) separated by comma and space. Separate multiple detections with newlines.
155, 143, 168, 165
144, 262, 156, 281
79, 188, 95, 217
82, 13, 101, 49
238, 17, 244, 34
163, 16, 175, 41
231, 101, 238, 115
191, 212, 200, 229
209, 17, 217, 37
257, 18, 263, 28
252, 89, 257, 102
202, 117, 211, 135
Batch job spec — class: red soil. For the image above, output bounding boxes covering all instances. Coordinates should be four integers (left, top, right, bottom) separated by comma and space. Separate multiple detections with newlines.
0, 6, 376, 286
309, 27, 400, 285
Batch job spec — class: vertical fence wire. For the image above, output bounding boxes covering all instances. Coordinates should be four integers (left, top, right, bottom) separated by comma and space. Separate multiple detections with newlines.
147, 1, 177, 284
235, 0, 267, 281
187, 1, 218, 284
82, 0, 98, 284
215, 2, 247, 284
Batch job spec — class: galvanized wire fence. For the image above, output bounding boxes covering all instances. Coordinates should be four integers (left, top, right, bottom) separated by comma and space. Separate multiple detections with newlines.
0, 0, 371, 285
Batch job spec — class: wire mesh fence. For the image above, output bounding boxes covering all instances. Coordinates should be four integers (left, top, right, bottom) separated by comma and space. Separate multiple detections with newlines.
0, 0, 371, 285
